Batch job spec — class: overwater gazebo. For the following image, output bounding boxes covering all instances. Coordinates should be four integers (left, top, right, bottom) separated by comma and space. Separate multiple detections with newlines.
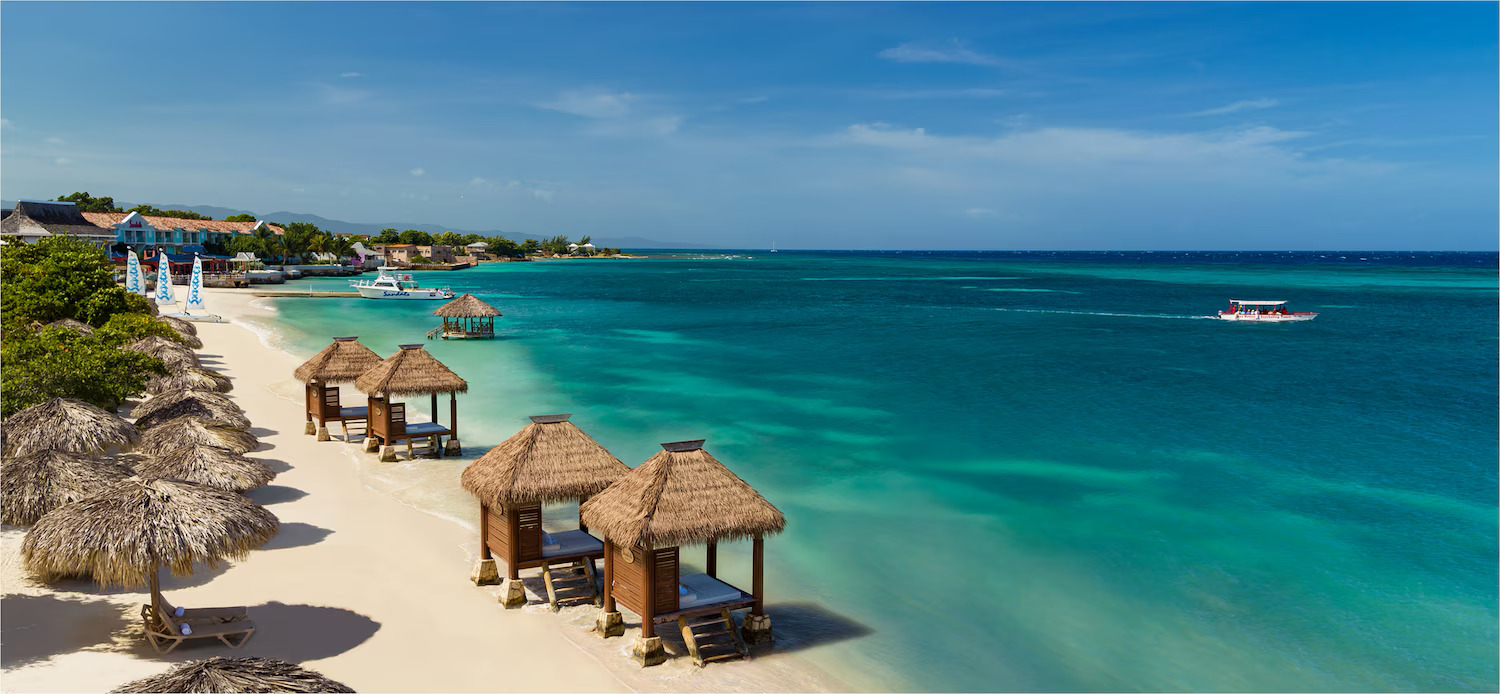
460, 414, 628, 610
354, 344, 467, 460
292, 337, 384, 441
581, 440, 785, 667
432, 294, 501, 340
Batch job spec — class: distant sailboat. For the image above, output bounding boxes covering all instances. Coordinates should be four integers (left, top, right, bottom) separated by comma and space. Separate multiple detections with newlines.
176, 253, 223, 322
154, 255, 176, 308
770, 242, 778, 253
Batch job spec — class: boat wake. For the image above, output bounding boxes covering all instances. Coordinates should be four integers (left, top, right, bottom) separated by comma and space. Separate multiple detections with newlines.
994, 308, 1214, 320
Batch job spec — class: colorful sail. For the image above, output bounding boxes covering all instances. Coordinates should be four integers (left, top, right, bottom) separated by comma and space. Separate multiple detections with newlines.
125, 251, 144, 295
154, 256, 176, 307
184, 254, 207, 313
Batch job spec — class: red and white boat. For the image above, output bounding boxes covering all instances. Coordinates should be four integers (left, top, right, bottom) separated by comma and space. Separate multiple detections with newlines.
1217, 300, 1317, 322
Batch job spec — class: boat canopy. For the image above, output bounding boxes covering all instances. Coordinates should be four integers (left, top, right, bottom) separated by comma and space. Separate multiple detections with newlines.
1229, 300, 1286, 305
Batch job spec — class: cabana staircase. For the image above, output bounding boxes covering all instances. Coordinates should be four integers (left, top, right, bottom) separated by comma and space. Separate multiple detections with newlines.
678, 609, 748, 667
540, 559, 600, 611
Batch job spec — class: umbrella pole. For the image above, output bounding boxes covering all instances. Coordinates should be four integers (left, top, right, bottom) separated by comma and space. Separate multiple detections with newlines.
149, 566, 162, 616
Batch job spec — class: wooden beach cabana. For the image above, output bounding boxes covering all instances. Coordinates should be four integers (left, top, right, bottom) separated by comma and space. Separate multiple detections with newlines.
581, 440, 785, 667
460, 414, 629, 610
354, 344, 467, 460
293, 337, 384, 441
432, 294, 501, 340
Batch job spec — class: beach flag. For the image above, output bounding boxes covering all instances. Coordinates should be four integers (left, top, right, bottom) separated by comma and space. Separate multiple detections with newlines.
184, 254, 208, 314
154, 255, 176, 307
125, 251, 145, 295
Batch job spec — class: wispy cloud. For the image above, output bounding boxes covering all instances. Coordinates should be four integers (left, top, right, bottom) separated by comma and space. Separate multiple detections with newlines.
963, 207, 999, 219
878, 41, 1025, 70
863, 87, 1008, 100
538, 89, 636, 118
44, 136, 65, 145
410, 167, 425, 176
1186, 98, 1279, 117
313, 82, 372, 105
340, 72, 363, 78
54, 157, 72, 165
468, 176, 559, 201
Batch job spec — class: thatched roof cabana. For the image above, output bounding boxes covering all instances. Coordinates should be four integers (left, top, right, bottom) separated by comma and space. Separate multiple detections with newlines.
433, 294, 501, 339
140, 417, 258, 454
135, 445, 275, 493
124, 336, 200, 370
148, 367, 233, 395
156, 315, 198, 337
1, 450, 135, 526
22, 476, 279, 586
355, 344, 467, 459
134, 394, 251, 431
582, 440, 785, 662
3, 398, 141, 456
113, 657, 355, 693
294, 337, 383, 385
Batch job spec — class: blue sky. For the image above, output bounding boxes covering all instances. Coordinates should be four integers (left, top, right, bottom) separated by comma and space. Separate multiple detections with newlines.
2, 2, 1495, 249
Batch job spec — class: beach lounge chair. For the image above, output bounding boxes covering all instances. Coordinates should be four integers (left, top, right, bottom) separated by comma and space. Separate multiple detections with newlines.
140, 601, 255, 654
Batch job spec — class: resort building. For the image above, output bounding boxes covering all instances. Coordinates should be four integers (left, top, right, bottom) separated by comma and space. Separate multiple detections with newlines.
415, 245, 458, 263
0, 201, 118, 247
82, 211, 285, 255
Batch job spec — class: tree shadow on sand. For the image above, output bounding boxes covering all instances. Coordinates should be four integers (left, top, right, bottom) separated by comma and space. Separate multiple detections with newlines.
257, 522, 333, 550
104, 601, 381, 664
1, 593, 133, 668
245, 485, 307, 505
26, 562, 231, 596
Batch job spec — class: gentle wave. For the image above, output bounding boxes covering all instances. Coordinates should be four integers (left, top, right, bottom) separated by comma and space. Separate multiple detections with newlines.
995, 308, 1212, 319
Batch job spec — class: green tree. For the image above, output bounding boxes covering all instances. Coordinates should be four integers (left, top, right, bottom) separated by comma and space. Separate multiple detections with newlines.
224, 235, 266, 258
520, 239, 541, 254
434, 231, 465, 247
54, 192, 122, 213
76, 287, 154, 327
223, 214, 257, 223
374, 228, 401, 244
1, 237, 119, 329
1, 328, 168, 417
398, 230, 433, 246
487, 237, 522, 257
281, 222, 322, 262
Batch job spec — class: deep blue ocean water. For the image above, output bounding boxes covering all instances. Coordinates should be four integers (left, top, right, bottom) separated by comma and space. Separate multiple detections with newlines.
262, 251, 1497, 692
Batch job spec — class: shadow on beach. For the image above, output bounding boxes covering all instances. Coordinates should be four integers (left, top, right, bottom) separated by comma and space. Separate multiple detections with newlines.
0, 593, 132, 668
28, 563, 231, 596
248, 427, 279, 438
245, 485, 307, 505
759, 602, 874, 654
258, 522, 333, 550
105, 601, 381, 664
257, 457, 294, 474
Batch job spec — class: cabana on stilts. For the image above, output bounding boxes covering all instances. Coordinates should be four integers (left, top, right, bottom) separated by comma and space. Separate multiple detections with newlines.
354, 344, 467, 461
581, 440, 786, 668
432, 294, 501, 340
292, 337, 384, 442
460, 414, 629, 610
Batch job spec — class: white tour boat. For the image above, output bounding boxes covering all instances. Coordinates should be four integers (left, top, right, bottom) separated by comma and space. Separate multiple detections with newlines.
1217, 300, 1317, 322
350, 267, 455, 300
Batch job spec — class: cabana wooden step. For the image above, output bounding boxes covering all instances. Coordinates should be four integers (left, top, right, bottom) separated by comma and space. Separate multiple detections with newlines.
541, 559, 599, 612
677, 608, 747, 667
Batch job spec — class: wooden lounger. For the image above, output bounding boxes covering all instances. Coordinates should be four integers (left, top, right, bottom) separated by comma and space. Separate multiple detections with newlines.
141, 603, 255, 654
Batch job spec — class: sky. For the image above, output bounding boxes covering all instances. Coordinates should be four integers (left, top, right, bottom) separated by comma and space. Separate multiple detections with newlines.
2, 2, 1496, 250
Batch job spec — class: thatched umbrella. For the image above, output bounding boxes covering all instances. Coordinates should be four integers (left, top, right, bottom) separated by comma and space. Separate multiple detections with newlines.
432, 294, 501, 338
113, 657, 355, 693
148, 367, 234, 395
293, 337, 383, 437
140, 417, 258, 454
135, 445, 275, 493
460, 414, 627, 585
125, 336, 200, 370
355, 344, 467, 456
1, 450, 136, 525
3, 397, 141, 456
34, 318, 97, 335
21, 476, 278, 637
133, 389, 241, 421
134, 395, 251, 431
157, 315, 199, 337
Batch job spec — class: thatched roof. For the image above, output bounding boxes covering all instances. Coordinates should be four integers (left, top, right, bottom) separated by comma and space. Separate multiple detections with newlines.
34, 318, 96, 335
147, 367, 233, 395
354, 344, 467, 396
21, 476, 279, 587
135, 445, 275, 493
156, 315, 198, 337
3, 398, 141, 456
134, 394, 251, 431
124, 336, 200, 370
113, 657, 355, 693
140, 417, 258, 454
293, 337, 384, 384
434, 294, 501, 318
1, 450, 136, 526
133, 389, 239, 419
461, 414, 628, 506
581, 441, 785, 549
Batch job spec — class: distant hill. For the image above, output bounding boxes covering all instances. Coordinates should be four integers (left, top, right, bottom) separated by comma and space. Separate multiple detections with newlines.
1, 199, 708, 248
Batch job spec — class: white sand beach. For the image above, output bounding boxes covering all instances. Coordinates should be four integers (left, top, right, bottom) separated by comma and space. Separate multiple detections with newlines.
1, 288, 845, 693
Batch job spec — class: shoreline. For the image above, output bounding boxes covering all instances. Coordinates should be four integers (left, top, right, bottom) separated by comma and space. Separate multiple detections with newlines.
2, 287, 848, 693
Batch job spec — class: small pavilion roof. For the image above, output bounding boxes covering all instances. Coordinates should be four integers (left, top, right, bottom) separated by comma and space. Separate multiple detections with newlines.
461, 414, 628, 506
293, 337, 385, 384
354, 344, 467, 396
434, 294, 501, 318
581, 440, 785, 549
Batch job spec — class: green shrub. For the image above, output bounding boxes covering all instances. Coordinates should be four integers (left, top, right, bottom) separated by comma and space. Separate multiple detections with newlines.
0, 328, 168, 417
96, 313, 186, 346
0, 237, 116, 328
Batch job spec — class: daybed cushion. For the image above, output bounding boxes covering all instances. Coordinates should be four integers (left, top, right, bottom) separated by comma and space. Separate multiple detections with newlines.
677, 573, 743, 609
541, 529, 603, 558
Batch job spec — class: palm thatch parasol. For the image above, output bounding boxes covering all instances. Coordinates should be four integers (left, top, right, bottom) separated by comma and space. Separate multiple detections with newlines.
433, 294, 502, 318
3, 397, 141, 456
147, 367, 233, 395
140, 417, 258, 454
134, 445, 275, 493
124, 336, 200, 370
156, 315, 199, 337
21, 477, 278, 622
354, 344, 467, 396
461, 414, 627, 506
581, 440, 786, 549
1, 450, 136, 525
113, 657, 355, 693
134, 395, 251, 431
32, 318, 97, 335
293, 337, 384, 384
132, 389, 241, 420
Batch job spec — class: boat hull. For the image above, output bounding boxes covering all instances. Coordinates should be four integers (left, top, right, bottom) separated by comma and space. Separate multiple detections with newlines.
353, 285, 453, 300
1217, 312, 1318, 322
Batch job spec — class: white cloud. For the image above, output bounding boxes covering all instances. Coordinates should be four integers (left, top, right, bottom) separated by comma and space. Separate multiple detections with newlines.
468, 176, 559, 202
865, 88, 1008, 100
740, 95, 769, 104
44, 137, 65, 145
54, 157, 72, 165
878, 41, 1023, 70
410, 168, 425, 176
538, 89, 636, 119
314, 83, 372, 105
340, 72, 363, 78
963, 207, 999, 219
1187, 98, 1280, 117
0, 118, 11, 128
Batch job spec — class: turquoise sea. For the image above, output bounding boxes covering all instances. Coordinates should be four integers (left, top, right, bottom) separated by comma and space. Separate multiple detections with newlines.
259, 251, 1497, 692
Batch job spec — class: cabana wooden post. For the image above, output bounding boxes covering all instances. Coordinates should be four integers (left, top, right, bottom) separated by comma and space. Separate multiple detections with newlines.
433, 294, 501, 340
354, 344, 467, 460
292, 337, 384, 441
581, 440, 786, 668
460, 414, 629, 611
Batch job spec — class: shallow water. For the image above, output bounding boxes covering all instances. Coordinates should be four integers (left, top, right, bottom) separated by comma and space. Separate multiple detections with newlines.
255, 252, 1498, 692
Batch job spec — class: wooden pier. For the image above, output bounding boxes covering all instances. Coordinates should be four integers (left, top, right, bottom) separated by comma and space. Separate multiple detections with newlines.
250, 290, 362, 298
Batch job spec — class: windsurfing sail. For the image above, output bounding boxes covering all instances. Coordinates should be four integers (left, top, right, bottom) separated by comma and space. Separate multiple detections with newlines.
154, 256, 176, 307
184, 254, 208, 314
125, 251, 145, 295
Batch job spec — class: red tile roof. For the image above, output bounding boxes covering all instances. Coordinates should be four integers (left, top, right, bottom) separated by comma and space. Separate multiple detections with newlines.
82, 212, 285, 235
